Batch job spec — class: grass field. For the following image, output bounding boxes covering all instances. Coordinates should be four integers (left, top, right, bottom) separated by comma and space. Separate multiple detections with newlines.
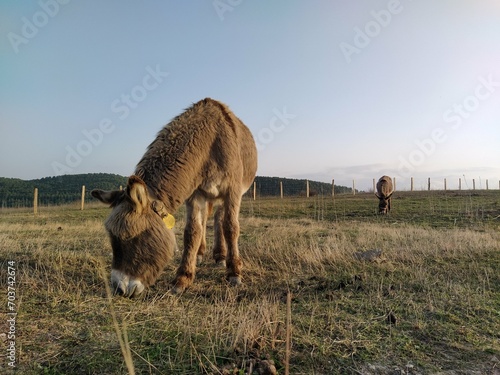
0, 191, 499, 374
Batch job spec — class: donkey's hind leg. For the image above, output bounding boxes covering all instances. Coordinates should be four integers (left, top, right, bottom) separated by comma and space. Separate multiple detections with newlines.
212, 205, 227, 267
223, 191, 243, 286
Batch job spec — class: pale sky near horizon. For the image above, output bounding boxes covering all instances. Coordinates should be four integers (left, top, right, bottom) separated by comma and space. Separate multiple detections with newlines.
1, 1, 499, 191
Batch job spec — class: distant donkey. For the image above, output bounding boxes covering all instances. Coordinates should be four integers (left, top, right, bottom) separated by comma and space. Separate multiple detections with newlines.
375, 176, 393, 214
92, 98, 257, 297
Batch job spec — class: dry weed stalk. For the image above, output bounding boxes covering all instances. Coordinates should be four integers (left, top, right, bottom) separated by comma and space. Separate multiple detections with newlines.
98, 262, 136, 375
285, 289, 292, 375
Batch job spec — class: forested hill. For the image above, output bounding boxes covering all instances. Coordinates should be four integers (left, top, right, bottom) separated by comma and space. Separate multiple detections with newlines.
0, 173, 127, 208
0, 174, 354, 208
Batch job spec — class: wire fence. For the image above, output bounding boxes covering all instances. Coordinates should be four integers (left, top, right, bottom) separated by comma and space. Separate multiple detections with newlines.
1, 176, 499, 211
247, 176, 500, 200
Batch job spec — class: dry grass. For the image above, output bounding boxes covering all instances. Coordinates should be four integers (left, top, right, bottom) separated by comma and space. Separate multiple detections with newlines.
0, 193, 499, 374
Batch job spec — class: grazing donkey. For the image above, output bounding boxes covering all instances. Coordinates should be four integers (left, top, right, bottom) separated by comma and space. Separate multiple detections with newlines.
92, 98, 257, 297
375, 175, 393, 214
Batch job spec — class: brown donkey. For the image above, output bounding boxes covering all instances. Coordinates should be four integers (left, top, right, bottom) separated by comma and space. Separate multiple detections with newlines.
375, 175, 394, 214
92, 98, 257, 297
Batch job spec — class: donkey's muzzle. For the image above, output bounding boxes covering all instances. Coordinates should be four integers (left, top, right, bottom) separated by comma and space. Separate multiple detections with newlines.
111, 269, 145, 298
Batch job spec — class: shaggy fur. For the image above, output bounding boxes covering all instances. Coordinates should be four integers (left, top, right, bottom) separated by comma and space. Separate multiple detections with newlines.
375, 175, 394, 214
92, 176, 176, 296
92, 98, 257, 296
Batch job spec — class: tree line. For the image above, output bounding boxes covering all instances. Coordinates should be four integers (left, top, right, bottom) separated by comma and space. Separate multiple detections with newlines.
0, 174, 354, 208
0, 173, 127, 208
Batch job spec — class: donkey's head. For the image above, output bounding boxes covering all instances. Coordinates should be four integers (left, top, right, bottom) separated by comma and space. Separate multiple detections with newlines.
375, 192, 392, 214
92, 175, 175, 297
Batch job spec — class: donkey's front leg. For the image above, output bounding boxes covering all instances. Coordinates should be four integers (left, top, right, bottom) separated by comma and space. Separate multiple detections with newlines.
196, 201, 209, 266
172, 194, 205, 294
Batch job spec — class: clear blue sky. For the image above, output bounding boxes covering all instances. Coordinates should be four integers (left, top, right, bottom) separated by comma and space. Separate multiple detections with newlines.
1, 1, 499, 190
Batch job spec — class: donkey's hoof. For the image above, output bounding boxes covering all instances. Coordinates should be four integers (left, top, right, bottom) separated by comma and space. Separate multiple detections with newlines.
216, 260, 226, 268
196, 255, 203, 266
170, 285, 186, 295
228, 276, 242, 287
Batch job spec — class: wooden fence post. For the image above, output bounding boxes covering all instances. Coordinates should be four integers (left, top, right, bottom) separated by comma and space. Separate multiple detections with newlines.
444, 178, 447, 191
331, 179, 335, 198
459, 178, 461, 190
253, 181, 256, 201
372, 178, 376, 193
411, 177, 414, 192
393, 177, 396, 192
306, 180, 309, 198
473, 179, 476, 190
428, 178, 431, 191
280, 181, 283, 199
81, 185, 86, 210
486, 179, 489, 190
33, 188, 38, 215
352, 180, 356, 195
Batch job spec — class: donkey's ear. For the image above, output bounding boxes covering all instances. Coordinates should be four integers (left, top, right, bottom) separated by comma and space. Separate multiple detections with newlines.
127, 175, 149, 213
91, 189, 123, 205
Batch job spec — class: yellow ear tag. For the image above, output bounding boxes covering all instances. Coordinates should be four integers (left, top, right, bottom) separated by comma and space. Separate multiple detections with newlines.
163, 214, 175, 229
